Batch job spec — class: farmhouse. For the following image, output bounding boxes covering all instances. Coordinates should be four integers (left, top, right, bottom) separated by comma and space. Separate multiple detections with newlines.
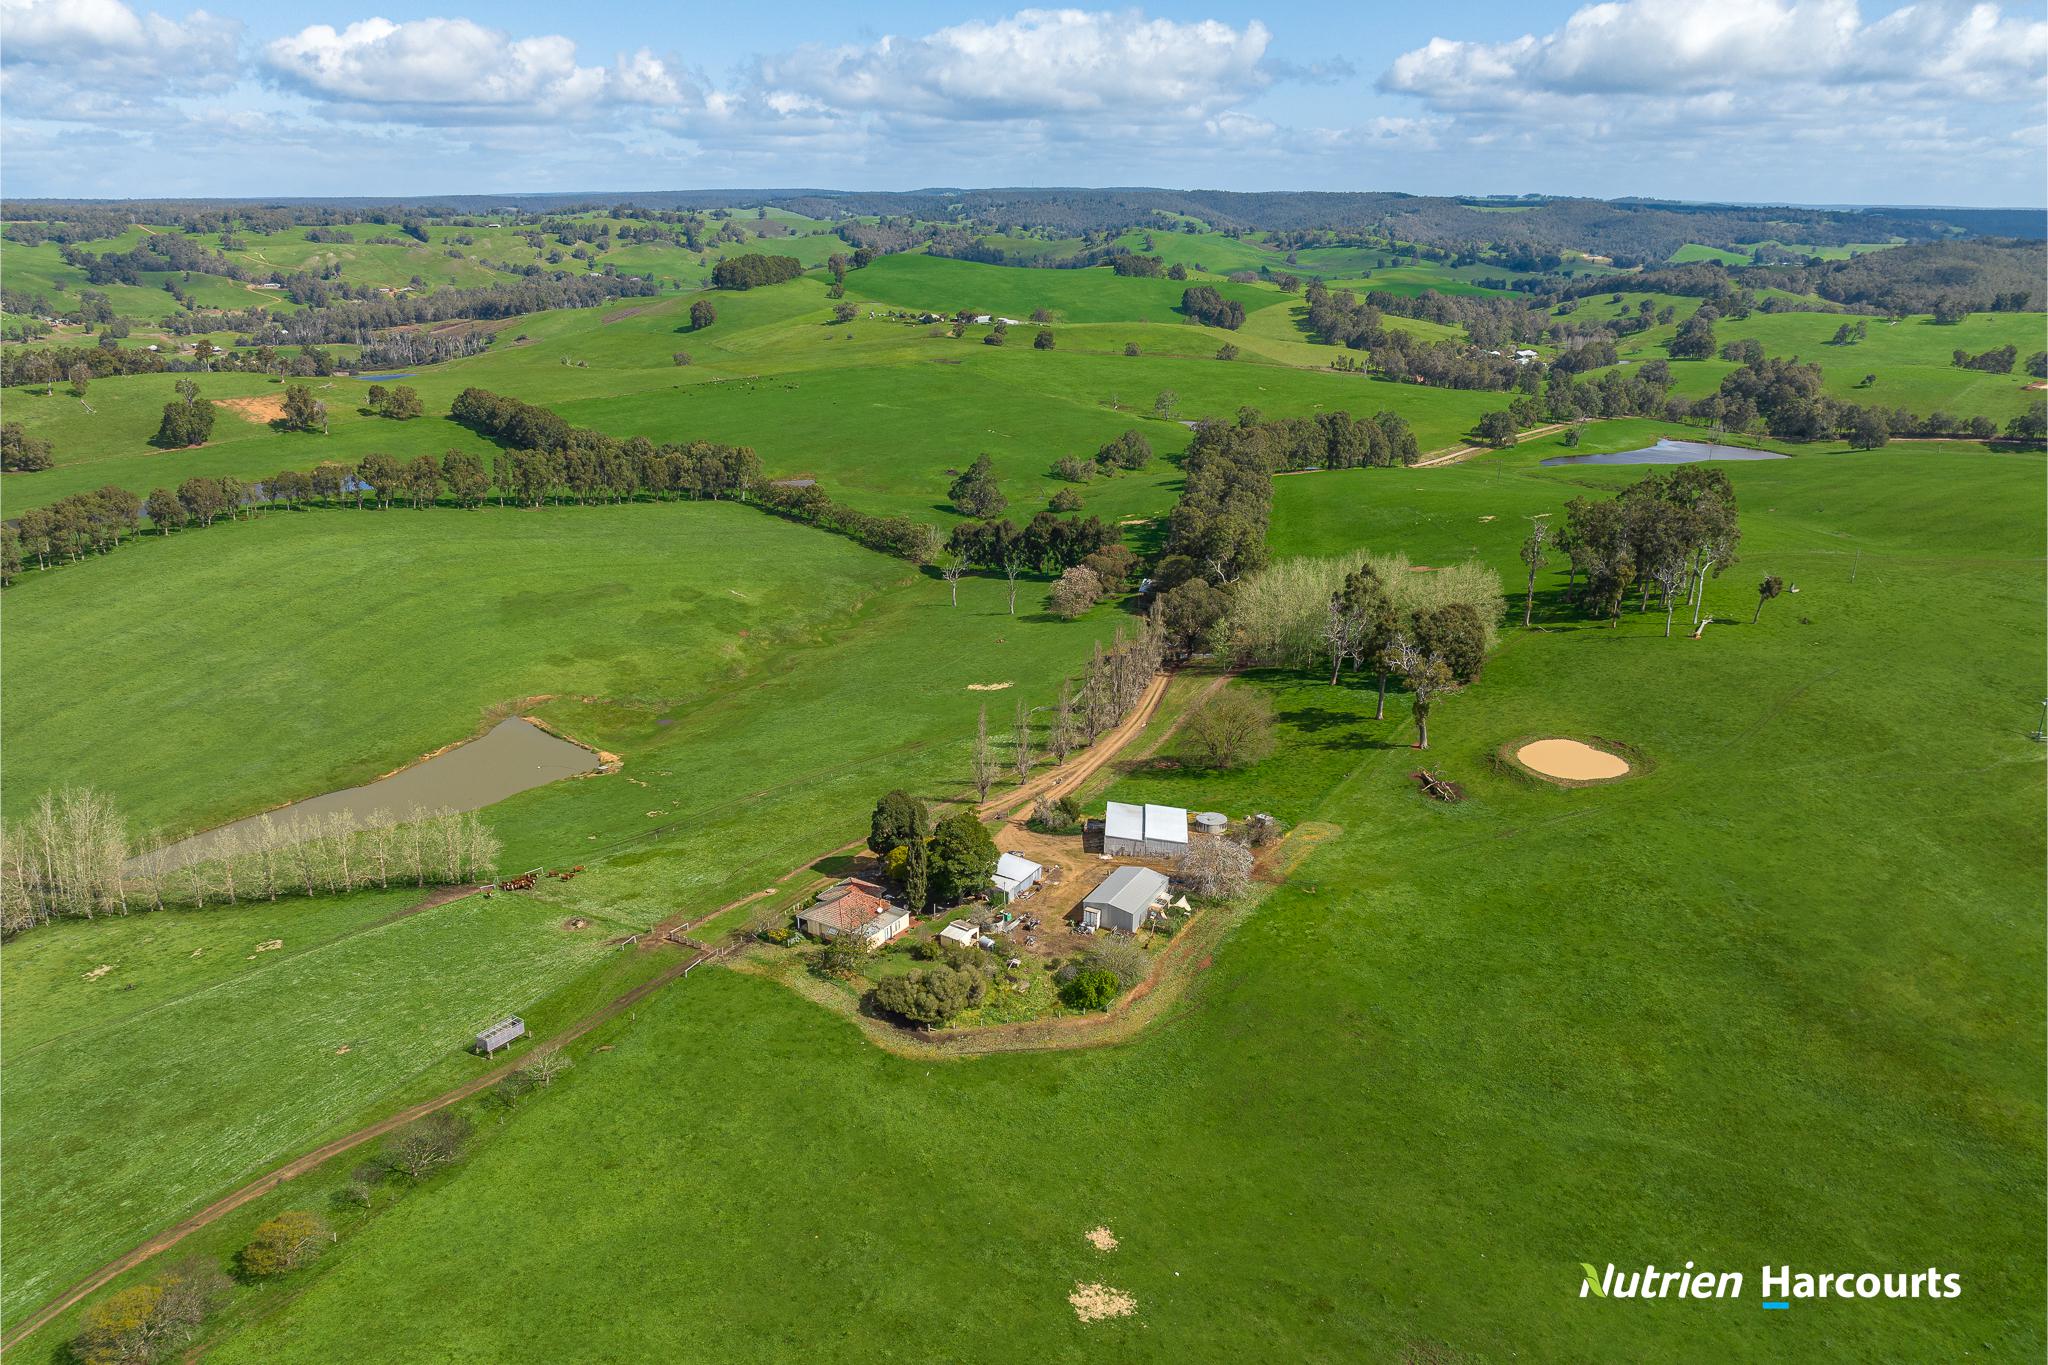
796, 879, 910, 946
1080, 865, 1169, 933
990, 852, 1043, 905
1103, 801, 1188, 858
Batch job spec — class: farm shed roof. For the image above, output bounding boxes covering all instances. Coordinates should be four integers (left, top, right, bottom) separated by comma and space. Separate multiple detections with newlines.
1085, 865, 1169, 917
1143, 804, 1189, 846
1107, 801, 1189, 846
993, 852, 1042, 892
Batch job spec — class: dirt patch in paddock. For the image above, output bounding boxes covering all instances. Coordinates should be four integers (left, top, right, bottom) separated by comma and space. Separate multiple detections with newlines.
602, 306, 648, 323
214, 394, 287, 424
1069, 1283, 1137, 1322
1085, 1226, 1119, 1252
967, 682, 1013, 692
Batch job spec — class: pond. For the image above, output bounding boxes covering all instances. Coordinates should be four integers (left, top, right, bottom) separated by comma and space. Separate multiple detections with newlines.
348, 372, 417, 382
154, 718, 604, 866
1542, 438, 1790, 467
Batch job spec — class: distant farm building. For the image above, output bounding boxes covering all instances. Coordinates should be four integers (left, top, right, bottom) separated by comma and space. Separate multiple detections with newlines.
473, 1016, 526, 1056
796, 878, 910, 946
1102, 801, 1189, 858
1080, 865, 1169, 933
990, 852, 1044, 905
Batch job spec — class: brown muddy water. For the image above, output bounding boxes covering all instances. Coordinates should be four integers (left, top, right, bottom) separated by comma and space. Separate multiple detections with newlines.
156, 718, 603, 865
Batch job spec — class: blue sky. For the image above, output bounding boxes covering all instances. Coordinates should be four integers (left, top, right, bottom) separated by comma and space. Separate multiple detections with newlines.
2, 0, 2043, 205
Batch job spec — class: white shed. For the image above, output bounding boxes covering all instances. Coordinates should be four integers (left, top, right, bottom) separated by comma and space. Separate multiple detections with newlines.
1103, 801, 1189, 858
990, 852, 1043, 905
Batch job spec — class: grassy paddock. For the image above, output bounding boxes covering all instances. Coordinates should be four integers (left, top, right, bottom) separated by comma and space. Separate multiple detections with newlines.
154, 441, 2045, 1364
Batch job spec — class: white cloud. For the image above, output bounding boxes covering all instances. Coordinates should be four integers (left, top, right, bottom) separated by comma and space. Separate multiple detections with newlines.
1376, 0, 2047, 194
0, 0, 242, 118
759, 9, 1273, 124
262, 16, 690, 122
1383, 0, 2046, 110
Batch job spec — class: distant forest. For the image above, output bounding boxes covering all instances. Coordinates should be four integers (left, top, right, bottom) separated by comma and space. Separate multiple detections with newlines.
6, 189, 2041, 267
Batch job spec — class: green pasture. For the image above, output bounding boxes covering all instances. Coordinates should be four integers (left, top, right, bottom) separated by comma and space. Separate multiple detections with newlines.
1605, 310, 2047, 420
0, 888, 637, 1328
1, 272, 1510, 522
174, 440, 2043, 1364
2, 497, 1139, 1328
849, 252, 1278, 324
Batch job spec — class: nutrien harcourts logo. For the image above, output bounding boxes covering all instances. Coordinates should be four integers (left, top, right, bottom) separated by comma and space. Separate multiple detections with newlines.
1578, 1262, 1962, 1308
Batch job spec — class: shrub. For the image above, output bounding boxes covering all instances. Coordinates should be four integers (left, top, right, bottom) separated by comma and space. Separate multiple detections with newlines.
1084, 938, 1148, 989
1215, 343, 1239, 361
1034, 328, 1055, 350
1050, 487, 1083, 513
2, 421, 54, 471
74, 1257, 226, 1365
812, 933, 871, 979
1124, 342, 1140, 357
873, 965, 986, 1026
1096, 429, 1152, 471
1059, 967, 1120, 1011
240, 1210, 335, 1277
672, 351, 692, 366
1181, 688, 1277, 769
1053, 453, 1094, 483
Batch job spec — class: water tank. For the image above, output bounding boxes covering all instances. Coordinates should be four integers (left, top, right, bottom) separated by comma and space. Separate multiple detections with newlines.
1194, 812, 1228, 834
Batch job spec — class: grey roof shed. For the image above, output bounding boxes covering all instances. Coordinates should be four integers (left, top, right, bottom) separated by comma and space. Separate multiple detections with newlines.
1080, 865, 1170, 933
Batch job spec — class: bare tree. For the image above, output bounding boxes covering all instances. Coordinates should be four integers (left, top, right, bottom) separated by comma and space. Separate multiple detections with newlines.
1002, 550, 1024, 615
1520, 516, 1551, 627
521, 1051, 573, 1088
1012, 699, 1033, 782
1049, 679, 1078, 764
972, 705, 998, 801
1176, 836, 1254, 899
936, 549, 965, 607
379, 1112, 471, 1182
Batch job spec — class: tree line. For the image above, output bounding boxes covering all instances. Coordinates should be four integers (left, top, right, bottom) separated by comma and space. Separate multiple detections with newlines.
2, 385, 986, 584
0, 787, 499, 938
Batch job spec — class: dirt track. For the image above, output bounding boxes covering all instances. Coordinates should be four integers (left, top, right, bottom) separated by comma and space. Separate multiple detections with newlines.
3, 672, 1188, 1353
1411, 422, 1573, 468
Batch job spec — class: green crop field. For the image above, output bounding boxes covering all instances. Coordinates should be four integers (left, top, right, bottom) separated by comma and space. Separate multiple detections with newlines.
138, 436, 2044, 1365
